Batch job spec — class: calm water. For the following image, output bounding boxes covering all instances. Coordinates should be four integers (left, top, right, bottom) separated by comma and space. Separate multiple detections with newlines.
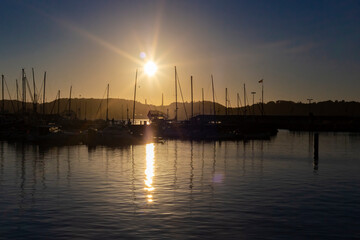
0, 130, 359, 239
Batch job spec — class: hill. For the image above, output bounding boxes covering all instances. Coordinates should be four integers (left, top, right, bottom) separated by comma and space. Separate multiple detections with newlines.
2, 99, 360, 120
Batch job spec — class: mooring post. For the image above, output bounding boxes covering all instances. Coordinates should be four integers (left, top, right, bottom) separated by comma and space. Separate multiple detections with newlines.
314, 133, 319, 170
314, 133, 319, 159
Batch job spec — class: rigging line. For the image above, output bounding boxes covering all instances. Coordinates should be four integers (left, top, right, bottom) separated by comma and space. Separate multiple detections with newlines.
238, 93, 243, 108
15, 79, 20, 112
4, 79, 16, 113
34, 86, 39, 102
15, 80, 19, 100
33, 83, 39, 103
204, 83, 212, 115
37, 81, 44, 102
25, 77, 34, 103
227, 91, 231, 107
214, 92, 219, 114
235, 93, 243, 115
228, 96, 233, 115
245, 91, 250, 113
146, 98, 156, 112
50, 91, 59, 114
32, 69, 40, 102
95, 86, 108, 118
176, 70, 188, 120
206, 80, 212, 97
147, 102, 152, 112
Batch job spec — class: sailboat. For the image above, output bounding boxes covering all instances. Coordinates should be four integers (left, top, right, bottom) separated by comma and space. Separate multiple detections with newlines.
83, 82, 154, 146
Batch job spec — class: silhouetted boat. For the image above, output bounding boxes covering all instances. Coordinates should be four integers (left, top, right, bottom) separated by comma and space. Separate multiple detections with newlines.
27, 124, 82, 145
83, 124, 154, 146
149, 113, 278, 140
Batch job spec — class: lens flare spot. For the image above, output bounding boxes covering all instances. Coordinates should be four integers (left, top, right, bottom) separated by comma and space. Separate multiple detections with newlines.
213, 173, 224, 183
140, 52, 146, 59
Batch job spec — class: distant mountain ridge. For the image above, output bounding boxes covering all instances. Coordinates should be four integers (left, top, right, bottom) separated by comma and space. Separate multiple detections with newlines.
2, 99, 360, 120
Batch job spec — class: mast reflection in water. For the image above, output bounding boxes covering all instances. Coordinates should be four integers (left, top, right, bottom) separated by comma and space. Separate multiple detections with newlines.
1, 131, 360, 238
144, 143, 155, 203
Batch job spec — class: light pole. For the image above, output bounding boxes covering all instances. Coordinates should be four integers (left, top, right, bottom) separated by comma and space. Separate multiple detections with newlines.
251, 92, 256, 115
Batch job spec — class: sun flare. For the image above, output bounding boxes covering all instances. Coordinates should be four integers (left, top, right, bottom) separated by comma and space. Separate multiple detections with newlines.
144, 61, 157, 77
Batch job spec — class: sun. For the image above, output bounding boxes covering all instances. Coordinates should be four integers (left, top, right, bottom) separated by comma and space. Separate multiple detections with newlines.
144, 61, 157, 77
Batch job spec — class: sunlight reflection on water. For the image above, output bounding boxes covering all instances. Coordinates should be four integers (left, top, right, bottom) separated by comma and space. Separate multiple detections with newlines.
144, 143, 155, 203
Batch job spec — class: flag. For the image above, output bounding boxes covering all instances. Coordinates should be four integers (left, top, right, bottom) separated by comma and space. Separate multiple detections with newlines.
258, 79, 263, 83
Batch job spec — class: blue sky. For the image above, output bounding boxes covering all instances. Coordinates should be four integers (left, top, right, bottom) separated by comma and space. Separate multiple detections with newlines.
0, 0, 359, 105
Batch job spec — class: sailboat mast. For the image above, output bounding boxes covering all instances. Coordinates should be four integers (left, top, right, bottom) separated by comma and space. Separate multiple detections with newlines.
202, 88, 204, 115
191, 76, 193, 118
106, 83, 109, 121
243, 84, 246, 116
262, 80, 264, 116
211, 75, 216, 116
16, 79, 19, 112
237, 93, 240, 115
225, 88, 228, 116
68, 85, 72, 113
57, 90, 60, 115
84, 101, 87, 120
251, 92, 256, 115
22, 69, 26, 113
1, 75, 4, 113
43, 72, 46, 115
175, 66, 178, 121
32, 68, 36, 113
132, 69, 138, 124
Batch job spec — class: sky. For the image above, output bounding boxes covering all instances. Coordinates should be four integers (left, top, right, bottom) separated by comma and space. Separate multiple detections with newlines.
0, 0, 359, 106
